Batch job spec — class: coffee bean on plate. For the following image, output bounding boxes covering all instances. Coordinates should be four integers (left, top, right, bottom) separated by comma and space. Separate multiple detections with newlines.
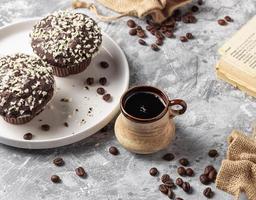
53, 157, 65, 166
155, 31, 164, 40
162, 153, 175, 161
200, 174, 209, 185
224, 16, 233, 22
186, 168, 194, 176
167, 189, 174, 199
161, 174, 171, 183
146, 25, 153, 31
151, 44, 160, 51
204, 165, 215, 175
149, 167, 158, 176
186, 33, 194, 39
75, 167, 86, 177
159, 184, 168, 194
129, 28, 137, 36
179, 158, 189, 166
23, 133, 33, 140
41, 124, 50, 131
136, 25, 142, 30
99, 77, 107, 85
138, 39, 147, 45
127, 19, 136, 28
208, 169, 217, 182
86, 77, 94, 85
218, 19, 227, 26
208, 149, 219, 157
109, 146, 119, 155
203, 187, 214, 198
164, 180, 175, 189
97, 87, 105, 95
100, 61, 109, 68
51, 175, 61, 183
177, 166, 186, 176
103, 94, 112, 102
191, 5, 199, 12
180, 36, 188, 42
176, 178, 183, 187
182, 182, 191, 193
156, 39, 163, 46
137, 30, 146, 38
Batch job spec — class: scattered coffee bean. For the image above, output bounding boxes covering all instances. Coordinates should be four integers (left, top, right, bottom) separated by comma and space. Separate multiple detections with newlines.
137, 30, 146, 38
75, 167, 86, 177
218, 19, 227, 26
137, 25, 142, 30
200, 174, 209, 185
176, 178, 184, 187
138, 39, 147, 45
53, 157, 65, 166
129, 28, 137, 36
97, 87, 105, 95
109, 146, 119, 155
103, 94, 111, 102
224, 16, 233, 22
146, 25, 153, 31
100, 61, 109, 68
86, 77, 94, 85
191, 5, 199, 12
197, 0, 203, 5
162, 153, 175, 161
204, 165, 215, 175
151, 44, 160, 51
161, 174, 171, 183
149, 167, 158, 176
155, 31, 164, 40
51, 175, 61, 183
64, 122, 68, 127
41, 124, 50, 131
127, 19, 136, 28
179, 158, 189, 166
208, 149, 219, 157
186, 33, 194, 39
186, 168, 194, 176
159, 184, 168, 195
203, 187, 214, 198
99, 77, 107, 86
23, 133, 33, 140
182, 182, 191, 193
177, 166, 186, 176
156, 39, 163, 46
176, 198, 184, 200
164, 180, 175, 189
167, 189, 174, 199
180, 36, 188, 42
208, 169, 217, 182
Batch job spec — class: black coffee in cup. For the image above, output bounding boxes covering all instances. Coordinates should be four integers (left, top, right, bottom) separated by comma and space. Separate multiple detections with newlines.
124, 91, 166, 119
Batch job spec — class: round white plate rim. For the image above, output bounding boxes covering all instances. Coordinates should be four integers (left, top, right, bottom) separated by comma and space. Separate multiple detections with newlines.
0, 18, 129, 149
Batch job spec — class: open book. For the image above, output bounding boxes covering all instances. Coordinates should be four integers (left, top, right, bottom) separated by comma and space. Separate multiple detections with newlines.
216, 15, 256, 97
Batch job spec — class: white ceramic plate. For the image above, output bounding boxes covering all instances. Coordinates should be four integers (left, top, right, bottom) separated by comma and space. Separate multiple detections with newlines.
0, 18, 129, 149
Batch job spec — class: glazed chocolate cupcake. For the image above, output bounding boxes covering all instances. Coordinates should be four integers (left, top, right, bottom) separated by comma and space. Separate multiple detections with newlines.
0, 54, 55, 124
30, 10, 102, 77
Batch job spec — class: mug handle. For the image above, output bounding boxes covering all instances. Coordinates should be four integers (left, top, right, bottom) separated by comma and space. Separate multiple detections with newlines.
169, 99, 187, 118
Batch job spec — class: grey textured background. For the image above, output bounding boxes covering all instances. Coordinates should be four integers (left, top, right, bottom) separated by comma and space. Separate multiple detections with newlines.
0, 0, 256, 199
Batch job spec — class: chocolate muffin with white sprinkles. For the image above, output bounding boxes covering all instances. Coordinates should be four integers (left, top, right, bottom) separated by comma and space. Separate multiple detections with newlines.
30, 10, 102, 77
0, 54, 55, 124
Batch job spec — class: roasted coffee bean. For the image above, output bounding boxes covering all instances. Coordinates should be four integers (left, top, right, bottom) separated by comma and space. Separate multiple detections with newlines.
159, 184, 168, 195
151, 44, 160, 51
138, 39, 147, 45
100, 61, 109, 68
180, 36, 188, 42
200, 174, 209, 185
109, 146, 119, 155
186, 168, 194, 176
176, 198, 184, 200
204, 165, 215, 175
208, 149, 219, 157
165, 31, 174, 38
136, 25, 142, 30
218, 19, 227, 26
149, 167, 158, 176
179, 158, 189, 166
203, 187, 214, 198
156, 39, 163, 46
208, 169, 217, 182
127, 19, 136, 28
167, 189, 174, 199
186, 33, 194, 39
99, 77, 107, 86
23, 133, 33, 140
150, 28, 157, 35
146, 25, 154, 31
197, 0, 203, 5
129, 28, 137, 36
164, 180, 175, 188
162, 153, 175, 161
191, 5, 199, 12
182, 182, 191, 193
161, 174, 171, 183
188, 15, 197, 23
53, 157, 65, 166
64, 122, 68, 127
41, 124, 50, 131
103, 94, 111, 102
177, 166, 186, 176
137, 30, 146, 38
224, 16, 233, 22
97, 87, 105, 95
155, 31, 164, 40
176, 178, 183, 187
75, 167, 86, 177
86, 77, 94, 85
51, 175, 61, 183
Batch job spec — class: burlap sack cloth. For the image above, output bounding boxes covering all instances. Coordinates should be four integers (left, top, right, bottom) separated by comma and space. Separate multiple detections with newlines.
216, 130, 256, 200
73, 0, 191, 23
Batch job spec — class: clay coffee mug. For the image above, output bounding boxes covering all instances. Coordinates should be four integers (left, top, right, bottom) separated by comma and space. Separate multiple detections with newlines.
114, 85, 187, 154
